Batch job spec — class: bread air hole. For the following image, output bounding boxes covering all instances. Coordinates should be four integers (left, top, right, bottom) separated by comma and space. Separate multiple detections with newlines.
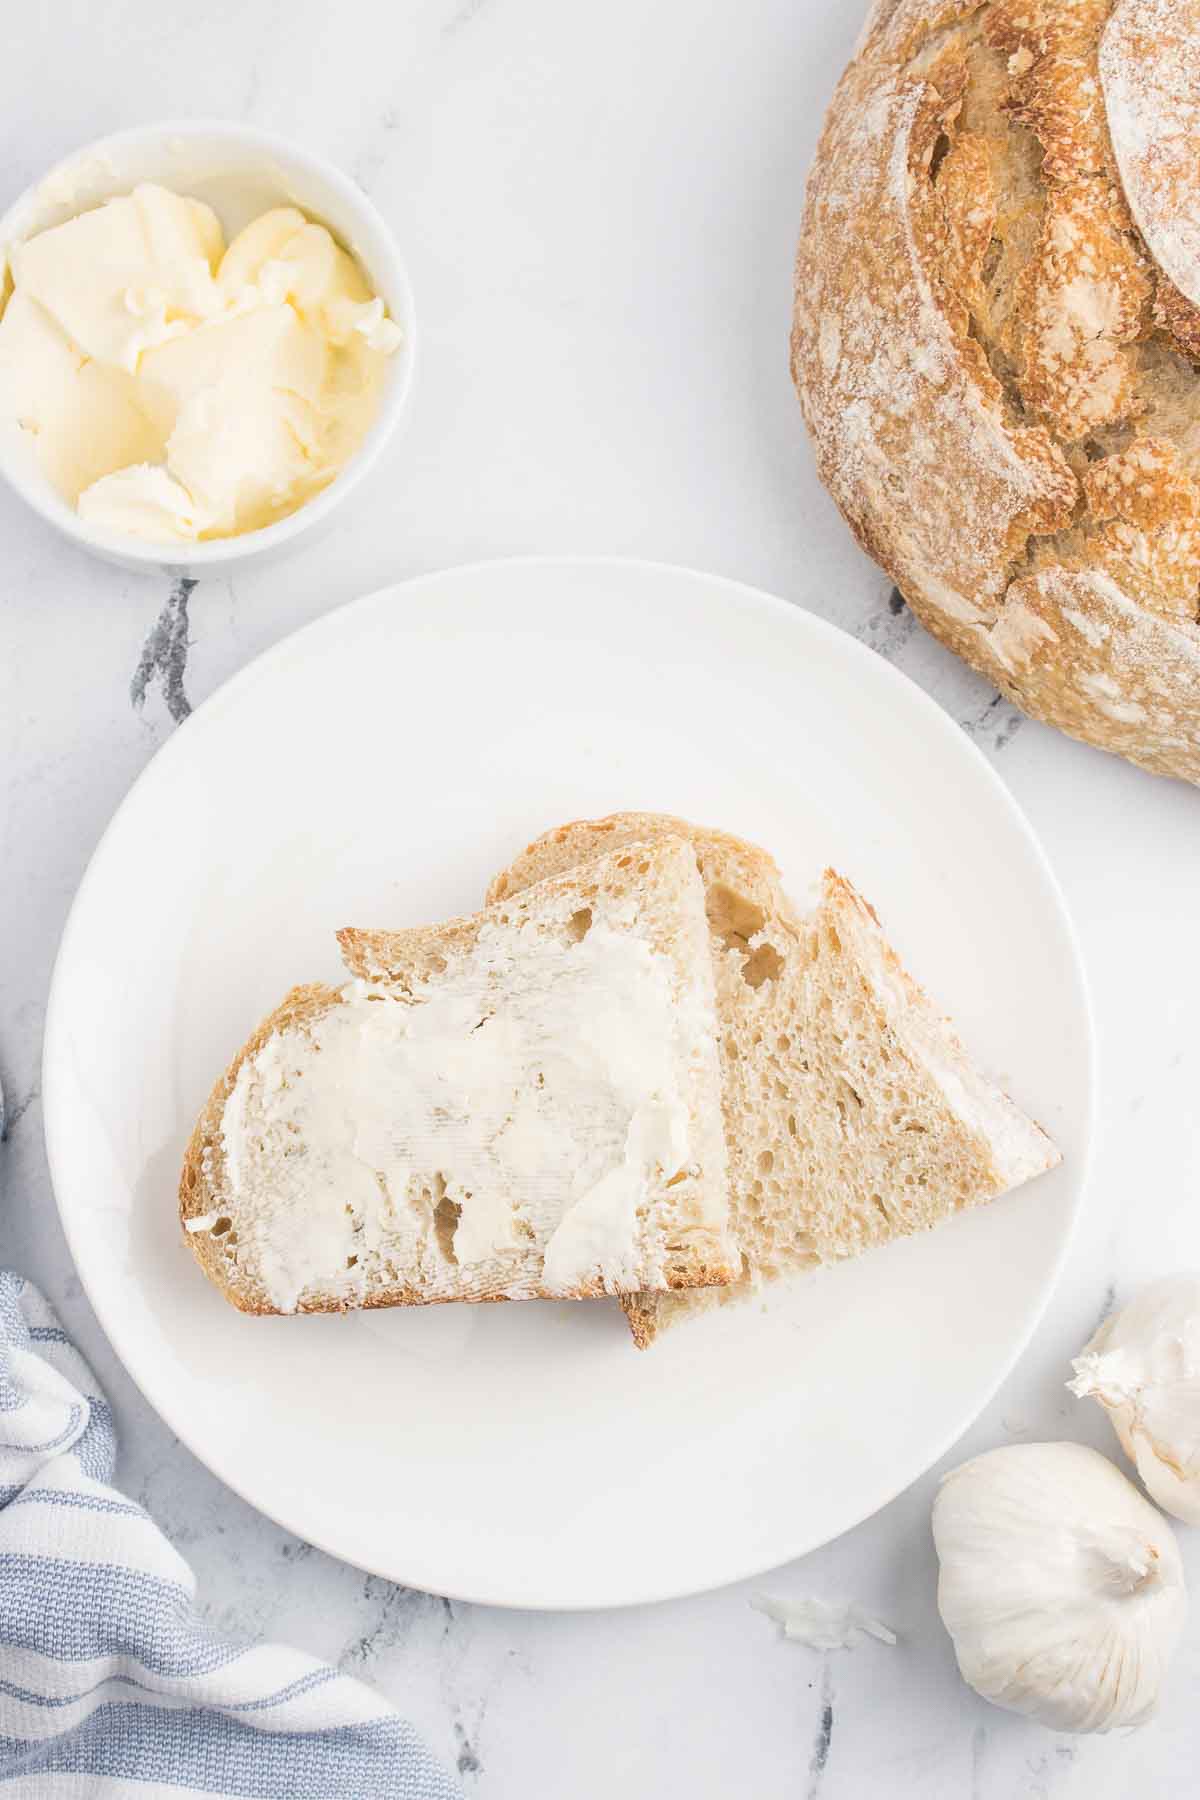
566, 907, 593, 943
705, 883, 766, 950
835, 1079, 862, 1128
433, 1191, 462, 1264
212, 1216, 232, 1236
927, 129, 951, 182
741, 943, 784, 988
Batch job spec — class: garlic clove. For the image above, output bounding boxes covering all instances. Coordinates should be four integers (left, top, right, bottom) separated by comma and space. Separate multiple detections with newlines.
933, 1442, 1186, 1733
1070, 1275, 1200, 1525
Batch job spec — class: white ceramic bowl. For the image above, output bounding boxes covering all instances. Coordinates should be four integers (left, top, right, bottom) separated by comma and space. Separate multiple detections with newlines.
0, 120, 416, 574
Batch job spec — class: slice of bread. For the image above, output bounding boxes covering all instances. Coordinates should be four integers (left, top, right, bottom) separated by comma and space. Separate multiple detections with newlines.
486, 814, 1061, 1348
183, 835, 735, 1316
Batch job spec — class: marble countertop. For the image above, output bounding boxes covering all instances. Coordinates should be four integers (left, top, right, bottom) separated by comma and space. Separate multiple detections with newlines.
3, 1, 1200, 1793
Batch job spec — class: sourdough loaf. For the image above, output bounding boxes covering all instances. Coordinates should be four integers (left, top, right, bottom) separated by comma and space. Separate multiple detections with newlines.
793, 0, 1200, 784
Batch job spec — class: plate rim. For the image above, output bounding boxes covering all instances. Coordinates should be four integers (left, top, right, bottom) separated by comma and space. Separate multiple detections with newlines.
42, 554, 1097, 1610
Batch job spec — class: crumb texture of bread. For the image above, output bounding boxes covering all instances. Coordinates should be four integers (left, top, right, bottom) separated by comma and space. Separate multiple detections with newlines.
181, 836, 735, 1316
793, 0, 1200, 785
489, 815, 1060, 1347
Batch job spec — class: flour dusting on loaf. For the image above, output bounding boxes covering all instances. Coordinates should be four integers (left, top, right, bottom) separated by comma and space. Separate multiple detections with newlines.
1101, 0, 1200, 314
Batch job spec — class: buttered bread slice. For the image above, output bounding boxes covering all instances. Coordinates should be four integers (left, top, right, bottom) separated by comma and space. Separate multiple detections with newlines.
485, 814, 1060, 1347
181, 836, 735, 1315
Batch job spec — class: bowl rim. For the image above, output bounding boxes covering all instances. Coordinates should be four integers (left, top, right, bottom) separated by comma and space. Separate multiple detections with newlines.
0, 117, 417, 569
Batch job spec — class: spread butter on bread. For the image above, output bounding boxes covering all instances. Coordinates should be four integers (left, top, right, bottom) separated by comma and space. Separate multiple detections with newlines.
479, 814, 1060, 1347
181, 836, 736, 1315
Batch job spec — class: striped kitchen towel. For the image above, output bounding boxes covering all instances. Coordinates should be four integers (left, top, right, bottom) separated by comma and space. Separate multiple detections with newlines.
0, 1271, 461, 1798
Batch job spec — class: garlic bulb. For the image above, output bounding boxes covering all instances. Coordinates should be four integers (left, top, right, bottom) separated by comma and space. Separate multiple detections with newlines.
932, 1443, 1186, 1732
1070, 1275, 1200, 1525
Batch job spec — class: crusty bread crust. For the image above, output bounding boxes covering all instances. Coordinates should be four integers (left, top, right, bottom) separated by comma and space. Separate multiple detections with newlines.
180, 983, 344, 1314
490, 813, 1059, 1347
793, 0, 1200, 785
485, 813, 784, 911
182, 837, 737, 1315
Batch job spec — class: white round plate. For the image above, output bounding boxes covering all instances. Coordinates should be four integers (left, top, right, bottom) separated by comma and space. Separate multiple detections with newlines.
44, 558, 1093, 1610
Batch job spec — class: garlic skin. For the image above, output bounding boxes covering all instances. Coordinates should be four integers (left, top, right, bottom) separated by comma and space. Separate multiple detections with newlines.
1070, 1275, 1200, 1526
933, 1443, 1186, 1733
751, 1592, 897, 1650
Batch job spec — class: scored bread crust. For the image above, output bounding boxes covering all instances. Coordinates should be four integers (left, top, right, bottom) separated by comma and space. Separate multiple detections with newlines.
183, 836, 736, 1316
489, 813, 1059, 1348
793, 0, 1200, 785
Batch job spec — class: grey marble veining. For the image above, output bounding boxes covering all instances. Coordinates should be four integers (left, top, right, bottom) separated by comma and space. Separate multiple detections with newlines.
2, 1, 1200, 1795
130, 577, 196, 724
806, 1663, 835, 1800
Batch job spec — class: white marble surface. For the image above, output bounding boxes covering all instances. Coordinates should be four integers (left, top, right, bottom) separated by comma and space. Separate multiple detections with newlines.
2, 1, 1199, 1793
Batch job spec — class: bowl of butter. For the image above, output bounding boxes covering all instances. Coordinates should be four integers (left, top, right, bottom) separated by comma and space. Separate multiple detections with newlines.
0, 120, 415, 570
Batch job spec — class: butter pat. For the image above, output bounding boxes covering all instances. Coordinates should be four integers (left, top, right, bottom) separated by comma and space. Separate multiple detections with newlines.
0, 183, 402, 542
78, 464, 208, 543
12, 184, 223, 370
139, 305, 328, 535
0, 290, 161, 499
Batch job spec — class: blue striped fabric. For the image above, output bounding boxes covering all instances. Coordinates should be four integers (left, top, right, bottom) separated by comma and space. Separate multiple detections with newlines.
0, 1273, 460, 1798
